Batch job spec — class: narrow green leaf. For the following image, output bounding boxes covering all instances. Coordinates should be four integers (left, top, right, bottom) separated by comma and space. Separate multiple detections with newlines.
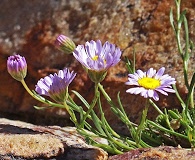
91, 110, 105, 135
34, 105, 51, 110
178, 10, 187, 30
170, 8, 176, 34
72, 90, 90, 109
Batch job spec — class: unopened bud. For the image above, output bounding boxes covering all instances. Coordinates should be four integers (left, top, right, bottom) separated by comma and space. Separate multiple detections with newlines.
55, 35, 76, 54
7, 54, 27, 81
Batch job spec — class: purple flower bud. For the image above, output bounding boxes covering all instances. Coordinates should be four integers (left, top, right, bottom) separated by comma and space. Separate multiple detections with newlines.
7, 54, 27, 81
55, 35, 76, 54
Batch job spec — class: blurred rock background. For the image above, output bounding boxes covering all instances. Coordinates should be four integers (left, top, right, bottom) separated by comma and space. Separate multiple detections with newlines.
0, 0, 194, 133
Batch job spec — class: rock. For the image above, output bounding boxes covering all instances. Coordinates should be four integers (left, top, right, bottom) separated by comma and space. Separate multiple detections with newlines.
0, 0, 194, 133
0, 118, 108, 160
108, 146, 195, 160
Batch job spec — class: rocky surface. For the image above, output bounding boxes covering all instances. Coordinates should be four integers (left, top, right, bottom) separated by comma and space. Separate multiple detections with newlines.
1, 118, 195, 160
0, 0, 194, 133
109, 146, 195, 160
0, 118, 108, 160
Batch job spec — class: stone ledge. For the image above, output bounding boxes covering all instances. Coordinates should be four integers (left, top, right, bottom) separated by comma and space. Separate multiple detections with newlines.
0, 118, 108, 160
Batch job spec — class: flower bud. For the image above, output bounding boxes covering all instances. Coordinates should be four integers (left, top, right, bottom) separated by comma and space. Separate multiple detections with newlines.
7, 54, 27, 81
55, 35, 76, 54
170, 119, 181, 130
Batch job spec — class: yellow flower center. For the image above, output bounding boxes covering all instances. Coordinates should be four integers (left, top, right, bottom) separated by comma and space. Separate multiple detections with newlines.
138, 77, 160, 89
92, 55, 98, 61
92, 55, 107, 64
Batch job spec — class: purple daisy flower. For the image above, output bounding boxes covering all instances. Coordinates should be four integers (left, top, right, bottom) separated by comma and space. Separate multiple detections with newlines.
7, 54, 27, 81
125, 67, 176, 101
73, 40, 121, 71
73, 40, 122, 82
35, 68, 76, 103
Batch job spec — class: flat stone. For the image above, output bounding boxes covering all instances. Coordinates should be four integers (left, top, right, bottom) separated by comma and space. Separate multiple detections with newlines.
0, 118, 108, 160
109, 146, 195, 160
0, 134, 64, 158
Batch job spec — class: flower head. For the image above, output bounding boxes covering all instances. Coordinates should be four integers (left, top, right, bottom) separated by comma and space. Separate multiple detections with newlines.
73, 40, 122, 82
125, 67, 176, 101
35, 68, 76, 103
55, 35, 76, 54
7, 54, 27, 81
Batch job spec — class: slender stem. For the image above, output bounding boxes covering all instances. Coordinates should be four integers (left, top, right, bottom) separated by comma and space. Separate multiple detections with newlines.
147, 120, 188, 140
66, 98, 92, 120
98, 83, 150, 148
100, 106, 134, 151
135, 99, 149, 147
21, 79, 65, 108
97, 84, 139, 150
186, 73, 195, 108
174, 0, 190, 89
176, 0, 181, 22
21, 79, 78, 126
183, 16, 190, 89
21, 79, 40, 101
63, 101, 78, 126
98, 83, 111, 101
94, 143, 123, 155
175, 0, 183, 58
79, 83, 99, 128
176, 31, 183, 57
149, 99, 164, 115
183, 57, 190, 89
168, 110, 193, 130
97, 83, 117, 110
190, 86, 194, 108
172, 84, 186, 108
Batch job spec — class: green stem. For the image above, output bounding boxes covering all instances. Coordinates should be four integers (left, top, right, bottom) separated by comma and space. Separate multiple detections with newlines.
21, 79, 64, 108
94, 143, 123, 155
135, 99, 149, 147
149, 99, 164, 115
174, 0, 190, 89
186, 73, 195, 108
100, 110, 134, 151
21, 79, 78, 126
176, 0, 181, 22
66, 98, 92, 120
168, 110, 193, 130
175, 0, 183, 58
183, 16, 190, 89
147, 120, 188, 140
98, 83, 111, 101
21, 79, 41, 101
63, 101, 78, 126
190, 86, 194, 108
97, 87, 136, 151
172, 84, 186, 108
99, 83, 150, 148
79, 83, 99, 128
